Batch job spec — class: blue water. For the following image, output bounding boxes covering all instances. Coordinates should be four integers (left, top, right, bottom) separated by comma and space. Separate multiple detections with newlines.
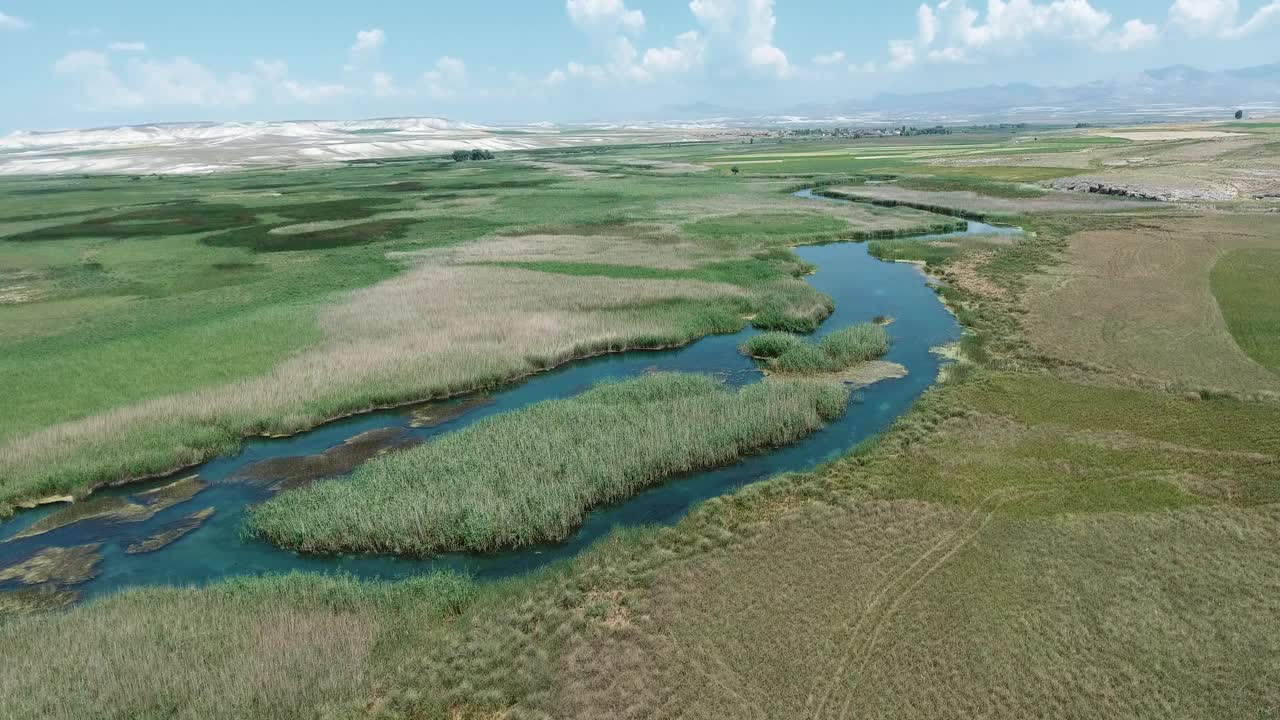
0, 191, 1012, 603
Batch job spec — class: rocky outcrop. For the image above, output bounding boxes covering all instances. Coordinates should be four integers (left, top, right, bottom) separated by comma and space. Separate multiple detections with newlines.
1049, 176, 1239, 202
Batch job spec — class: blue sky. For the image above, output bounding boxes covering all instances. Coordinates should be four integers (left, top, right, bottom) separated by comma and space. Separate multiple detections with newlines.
1, 0, 1277, 132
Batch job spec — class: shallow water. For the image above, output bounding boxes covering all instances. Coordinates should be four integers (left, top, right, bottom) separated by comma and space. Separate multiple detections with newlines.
0, 191, 1014, 604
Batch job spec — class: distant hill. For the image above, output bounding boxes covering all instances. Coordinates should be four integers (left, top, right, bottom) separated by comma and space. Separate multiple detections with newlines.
786, 63, 1280, 124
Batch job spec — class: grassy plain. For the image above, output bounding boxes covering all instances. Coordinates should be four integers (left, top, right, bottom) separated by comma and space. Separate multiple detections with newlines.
1212, 247, 1280, 372
3, 126, 1280, 719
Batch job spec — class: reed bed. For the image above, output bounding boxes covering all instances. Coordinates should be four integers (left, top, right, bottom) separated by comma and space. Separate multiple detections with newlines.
248, 373, 848, 555
741, 322, 890, 374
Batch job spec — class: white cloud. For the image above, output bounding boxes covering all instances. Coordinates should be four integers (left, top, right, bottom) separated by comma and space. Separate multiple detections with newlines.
109, 41, 148, 52
54, 51, 144, 107
886, 0, 1158, 70
888, 39, 917, 70
641, 30, 705, 76
278, 79, 349, 103
917, 4, 939, 45
566, 0, 645, 34
0, 10, 28, 29
54, 51, 256, 108
690, 0, 793, 77
254, 61, 349, 103
1170, 0, 1280, 38
252, 59, 288, 80
349, 28, 385, 58
372, 71, 401, 99
558, 0, 707, 84
813, 50, 845, 66
1099, 18, 1159, 50
423, 56, 468, 99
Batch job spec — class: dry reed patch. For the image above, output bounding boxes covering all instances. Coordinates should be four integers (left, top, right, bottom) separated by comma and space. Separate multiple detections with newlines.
0, 603, 377, 720
315, 264, 746, 378
937, 251, 1008, 299
1023, 214, 1280, 392
443, 233, 706, 269
771, 360, 907, 388
562, 499, 1280, 720
655, 192, 950, 232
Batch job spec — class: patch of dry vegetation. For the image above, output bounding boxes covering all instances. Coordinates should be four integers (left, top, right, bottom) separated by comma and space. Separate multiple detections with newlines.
1023, 214, 1280, 392
0, 573, 475, 720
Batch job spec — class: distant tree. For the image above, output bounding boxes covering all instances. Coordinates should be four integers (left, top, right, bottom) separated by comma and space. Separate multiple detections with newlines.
452, 148, 496, 162
1235, 109, 1245, 120
730, 165, 740, 175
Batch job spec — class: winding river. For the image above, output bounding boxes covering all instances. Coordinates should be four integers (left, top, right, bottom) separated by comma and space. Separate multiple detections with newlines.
0, 191, 1018, 604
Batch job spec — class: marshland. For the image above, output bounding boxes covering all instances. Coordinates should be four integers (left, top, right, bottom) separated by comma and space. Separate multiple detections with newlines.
3, 122, 1280, 720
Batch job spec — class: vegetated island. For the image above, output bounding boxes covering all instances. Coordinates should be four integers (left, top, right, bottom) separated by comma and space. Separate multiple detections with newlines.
248, 372, 848, 555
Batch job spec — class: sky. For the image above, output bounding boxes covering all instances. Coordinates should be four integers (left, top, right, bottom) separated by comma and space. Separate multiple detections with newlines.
1, 0, 1277, 132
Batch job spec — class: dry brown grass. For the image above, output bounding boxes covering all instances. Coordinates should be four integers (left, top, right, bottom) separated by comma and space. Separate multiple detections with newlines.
655, 190, 953, 231
0, 602, 377, 720
1023, 214, 1280, 392
443, 233, 707, 269
557, 497, 1280, 720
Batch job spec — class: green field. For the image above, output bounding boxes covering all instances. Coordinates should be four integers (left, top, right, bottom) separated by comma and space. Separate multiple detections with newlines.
1212, 247, 1280, 372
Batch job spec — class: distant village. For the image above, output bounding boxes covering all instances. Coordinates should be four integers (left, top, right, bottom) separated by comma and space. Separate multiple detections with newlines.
738, 123, 1032, 141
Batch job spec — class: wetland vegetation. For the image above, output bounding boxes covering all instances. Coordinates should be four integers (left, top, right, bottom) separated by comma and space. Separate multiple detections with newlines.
3, 123, 1280, 719
248, 373, 848, 555
741, 322, 890, 374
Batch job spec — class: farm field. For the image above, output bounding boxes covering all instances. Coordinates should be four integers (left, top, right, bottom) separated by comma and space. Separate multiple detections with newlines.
3, 123, 1280, 720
